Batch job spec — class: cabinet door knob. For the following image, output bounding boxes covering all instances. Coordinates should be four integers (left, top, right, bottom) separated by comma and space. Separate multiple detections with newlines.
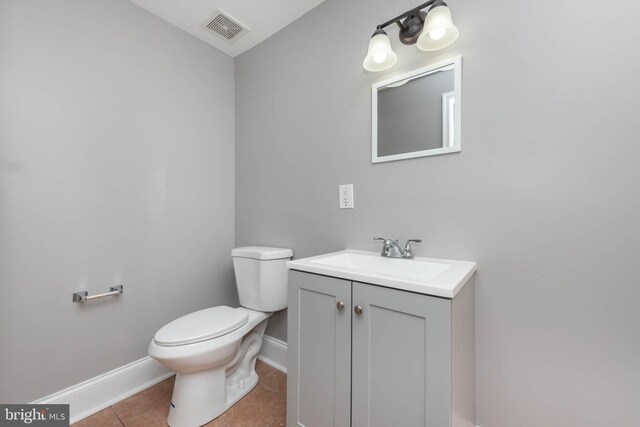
336, 301, 344, 311
354, 305, 363, 315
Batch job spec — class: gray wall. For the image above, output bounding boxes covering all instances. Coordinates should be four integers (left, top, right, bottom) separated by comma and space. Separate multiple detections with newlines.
236, 0, 640, 426
0, 0, 236, 402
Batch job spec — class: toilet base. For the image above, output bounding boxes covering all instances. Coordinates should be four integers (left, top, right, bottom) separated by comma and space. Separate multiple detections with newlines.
167, 370, 259, 427
166, 321, 268, 427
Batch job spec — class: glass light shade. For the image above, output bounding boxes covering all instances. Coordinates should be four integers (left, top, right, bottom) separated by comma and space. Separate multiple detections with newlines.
363, 33, 398, 72
417, 5, 459, 51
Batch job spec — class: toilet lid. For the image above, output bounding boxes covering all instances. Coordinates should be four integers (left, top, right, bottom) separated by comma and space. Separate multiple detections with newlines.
154, 306, 249, 347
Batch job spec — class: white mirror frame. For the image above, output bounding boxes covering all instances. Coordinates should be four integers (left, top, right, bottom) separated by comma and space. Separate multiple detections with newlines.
372, 55, 462, 163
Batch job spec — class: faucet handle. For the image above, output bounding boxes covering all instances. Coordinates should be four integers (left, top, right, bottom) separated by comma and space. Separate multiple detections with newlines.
374, 237, 394, 256
374, 236, 397, 243
403, 239, 422, 259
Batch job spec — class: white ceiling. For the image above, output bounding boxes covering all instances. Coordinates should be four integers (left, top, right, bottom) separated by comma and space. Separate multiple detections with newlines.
128, 0, 325, 57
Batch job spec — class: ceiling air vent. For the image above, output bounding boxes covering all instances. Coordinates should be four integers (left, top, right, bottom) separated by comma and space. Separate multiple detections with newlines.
201, 10, 249, 43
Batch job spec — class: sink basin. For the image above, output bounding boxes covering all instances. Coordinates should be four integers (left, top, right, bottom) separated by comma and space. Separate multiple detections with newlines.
312, 252, 450, 281
287, 250, 476, 298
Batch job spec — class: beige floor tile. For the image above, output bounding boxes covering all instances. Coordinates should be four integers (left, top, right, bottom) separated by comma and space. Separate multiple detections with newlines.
220, 384, 286, 427
259, 370, 286, 396
255, 360, 276, 378
103, 367, 288, 427
72, 408, 123, 427
112, 376, 175, 427
203, 418, 229, 426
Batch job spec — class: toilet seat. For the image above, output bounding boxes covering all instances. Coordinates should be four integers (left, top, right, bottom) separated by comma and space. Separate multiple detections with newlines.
154, 306, 249, 347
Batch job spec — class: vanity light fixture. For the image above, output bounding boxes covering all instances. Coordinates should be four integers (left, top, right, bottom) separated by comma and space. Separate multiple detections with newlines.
363, 0, 459, 72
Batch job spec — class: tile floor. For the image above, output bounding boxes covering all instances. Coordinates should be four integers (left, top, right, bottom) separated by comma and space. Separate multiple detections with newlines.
73, 361, 286, 427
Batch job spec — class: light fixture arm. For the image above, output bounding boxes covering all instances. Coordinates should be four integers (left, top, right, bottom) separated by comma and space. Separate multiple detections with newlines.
376, 0, 439, 31
394, 20, 407, 32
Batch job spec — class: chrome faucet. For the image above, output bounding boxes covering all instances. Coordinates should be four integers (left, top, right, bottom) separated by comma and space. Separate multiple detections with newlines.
374, 237, 422, 259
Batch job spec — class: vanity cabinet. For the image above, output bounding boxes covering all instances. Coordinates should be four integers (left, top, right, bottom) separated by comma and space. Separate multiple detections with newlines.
286, 269, 475, 427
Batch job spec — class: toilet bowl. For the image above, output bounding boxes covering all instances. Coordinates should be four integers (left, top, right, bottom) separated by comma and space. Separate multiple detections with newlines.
148, 246, 292, 427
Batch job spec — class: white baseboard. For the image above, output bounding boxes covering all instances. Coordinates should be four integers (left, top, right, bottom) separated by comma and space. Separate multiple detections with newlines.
31, 356, 173, 424
258, 334, 288, 373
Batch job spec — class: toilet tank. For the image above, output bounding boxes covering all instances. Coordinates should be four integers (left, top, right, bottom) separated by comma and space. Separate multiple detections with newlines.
231, 246, 293, 312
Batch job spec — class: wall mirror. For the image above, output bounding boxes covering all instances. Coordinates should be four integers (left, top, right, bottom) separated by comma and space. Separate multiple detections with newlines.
372, 56, 461, 163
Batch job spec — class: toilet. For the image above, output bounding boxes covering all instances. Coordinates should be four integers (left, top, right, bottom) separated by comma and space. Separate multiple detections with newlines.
148, 246, 293, 427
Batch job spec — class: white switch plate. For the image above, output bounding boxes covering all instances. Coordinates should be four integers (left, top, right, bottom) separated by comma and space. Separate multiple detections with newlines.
339, 184, 354, 209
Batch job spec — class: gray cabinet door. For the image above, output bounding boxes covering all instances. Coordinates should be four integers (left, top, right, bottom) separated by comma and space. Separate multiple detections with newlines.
351, 282, 452, 427
287, 270, 352, 427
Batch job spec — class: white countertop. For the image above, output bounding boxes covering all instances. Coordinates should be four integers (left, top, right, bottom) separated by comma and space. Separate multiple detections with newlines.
287, 250, 477, 299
